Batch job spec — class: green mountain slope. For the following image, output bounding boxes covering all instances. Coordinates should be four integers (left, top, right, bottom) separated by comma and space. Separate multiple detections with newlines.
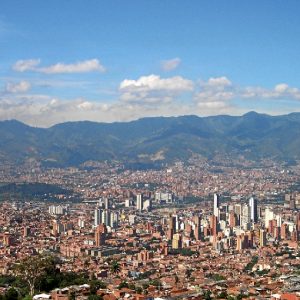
0, 112, 300, 166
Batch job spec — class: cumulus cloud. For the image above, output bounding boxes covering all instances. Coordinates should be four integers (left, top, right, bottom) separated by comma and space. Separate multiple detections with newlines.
161, 57, 181, 71
204, 76, 232, 88
119, 74, 193, 104
5, 81, 31, 93
195, 77, 300, 112
240, 83, 300, 100
12, 58, 106, 74
2, 73, 300, 127
194, 76, 234, 111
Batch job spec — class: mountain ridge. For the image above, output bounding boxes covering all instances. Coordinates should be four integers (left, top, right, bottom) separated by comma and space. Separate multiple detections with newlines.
1, 112, 300, 167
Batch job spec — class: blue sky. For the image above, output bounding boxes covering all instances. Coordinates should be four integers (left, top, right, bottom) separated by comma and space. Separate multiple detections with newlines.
1, 1, 300, 126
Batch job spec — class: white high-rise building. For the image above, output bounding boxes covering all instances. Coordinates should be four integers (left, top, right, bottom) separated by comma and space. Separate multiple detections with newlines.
265, 207, 274, 228
213, 194, 220, 218
143, 199, 152, 211
101, 209, 111, 226
94, 208, 102, 227
241, 204, 251, 229
110, 211, 119, 228
249, 197, 258, 223
104, 198, 110, 210
136, 194, 143, 211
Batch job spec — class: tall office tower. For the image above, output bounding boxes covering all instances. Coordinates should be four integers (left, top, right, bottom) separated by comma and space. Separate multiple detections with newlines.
249, 197, 258, 223
136, 193, 143, 211
143, 199, 152, 211
169, 215, 177, 232
95, 224, 107, 247
259, 229, 267, 247
193, 215, 202, 240
297, 213, 300, 232
213, 193, 220, 218
210, 215, 218, 238
241, 204, 251, 229
101, 209, 111, 227
110, 211, 119, 228
280, 223, 287, 240
265, 207, 274, 228
104, 198, 110, 210
229, 211, 237, 228
94, 208, 102, 227
167, 215, 177, 240
172, 233, 182, 249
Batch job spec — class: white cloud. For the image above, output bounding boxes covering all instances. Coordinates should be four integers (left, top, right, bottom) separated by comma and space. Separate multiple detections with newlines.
194, 76, 234, 108
120, 74, 193, 91
40, 59, 106, 74
205, 76, 232, 88
119, 74, 193, 104
195, 77, 300, 109
161, 57, 181, 71
13, 59, 40, 72
240, 83, 300, 100
5, 81, 31, 93
2, 74, 300, 127
12, 58, 106, 74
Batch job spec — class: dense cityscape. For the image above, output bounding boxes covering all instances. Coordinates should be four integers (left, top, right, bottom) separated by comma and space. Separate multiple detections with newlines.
2, 1, 300, 300
0, 158, 300, 299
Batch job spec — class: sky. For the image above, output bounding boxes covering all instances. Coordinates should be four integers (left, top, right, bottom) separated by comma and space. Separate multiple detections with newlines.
1, 1, 300, 127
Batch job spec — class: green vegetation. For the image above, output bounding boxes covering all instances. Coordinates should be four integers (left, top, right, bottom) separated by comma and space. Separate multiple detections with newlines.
2, 254, 106, 299
3, 113, 300, 167
110, 260, 121, 274
244, 256, 258, 272
0, 183, 73, 202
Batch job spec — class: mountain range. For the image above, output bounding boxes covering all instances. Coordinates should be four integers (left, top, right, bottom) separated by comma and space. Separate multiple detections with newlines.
1, 111, 300, 167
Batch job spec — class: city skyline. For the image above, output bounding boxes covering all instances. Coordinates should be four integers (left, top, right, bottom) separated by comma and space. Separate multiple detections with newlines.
1, 1, 300, 126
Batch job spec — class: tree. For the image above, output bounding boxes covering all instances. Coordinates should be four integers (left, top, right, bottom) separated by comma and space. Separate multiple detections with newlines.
4, 288, 18, 300
204, 290, 212, 300
89, 280, 106, 295
110, 260, 120, 274
13, 254, 53, 296
118, 281, 129, 289
185, 268, 192, 279
88, 296, 103, 300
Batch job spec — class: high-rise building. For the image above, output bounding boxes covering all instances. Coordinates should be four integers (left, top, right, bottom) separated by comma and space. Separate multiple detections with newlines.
281, 223, 287, 240
101, 209, 111, 227
95, 224, 107, 247
94, 208, 102, 227
136, 193, 143, 211
210, 215, 218, 238
143, 199, 152, 211
249, 197, 258, 223
265, 207, 274, 228
229, 211, 237, 228
259, 229, 267, 247
213, 193, 220, 218
110, 211, 119, 228
172, 233, 182, 249
193, 215, 201, 240
241, 204, 251, 229
104, 198, 110, 210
